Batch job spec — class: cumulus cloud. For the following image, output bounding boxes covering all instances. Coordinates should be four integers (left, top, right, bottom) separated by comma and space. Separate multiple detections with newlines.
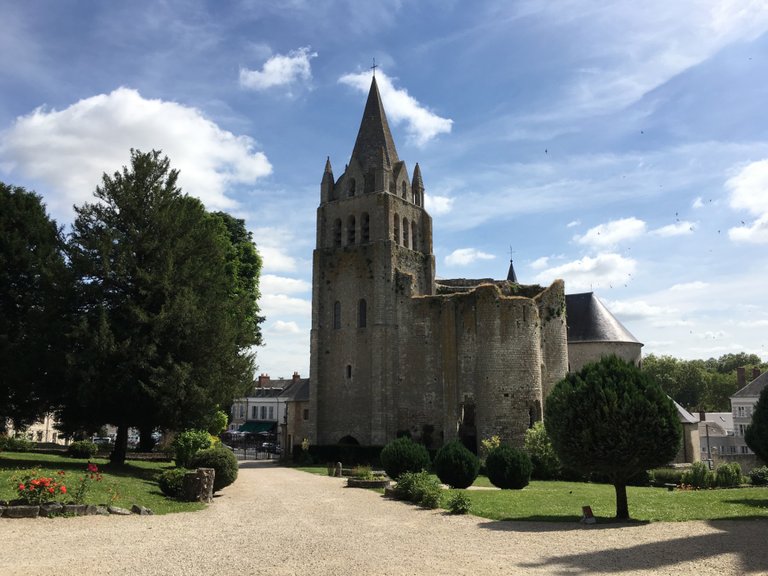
252, 227, 303, 273
692, 196, 704, 209
271, 320, 302, 334
530, 256, 550, 270
727, 159, 768, 243
602, 298, 677, 321
260, 293, 312, 318
669, 281, 709, 292
260, 274, 311, 296
574, 217, 646, 248
339, 70, 452, 146
239, 46, 317, 91
534, 253, 636, 291
0, 88, 271, 221
445, 248, 495, 267
651, 221, 695, 237
425, 193, 454, 215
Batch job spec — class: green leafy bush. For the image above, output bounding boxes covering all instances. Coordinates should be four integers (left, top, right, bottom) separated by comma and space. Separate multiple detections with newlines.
392, 471, 443, 508
173, 429, 213, 468
432, 441, 480, 489
67, 440, 98, 459
749, 465, 768, 486
447, 492, 472, 515
524, 422, 562, 480
651, 467, 685, 486
715, 462, 742, 488
158, 468, 188, 498
485, 445, 532, 489
380, 437, 430, 480
681, 461, 715, 489
2, 436, 33, 452
189, 445, 238, 492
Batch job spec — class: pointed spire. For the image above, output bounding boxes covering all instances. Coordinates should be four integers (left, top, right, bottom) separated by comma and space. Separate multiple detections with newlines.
507, 259, 518, 283
412, 163, 423, 190
323, 156, 334, 178
350, 76, 399, 172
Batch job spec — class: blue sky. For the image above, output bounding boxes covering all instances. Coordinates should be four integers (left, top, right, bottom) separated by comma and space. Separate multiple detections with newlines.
2, 1, 768, 378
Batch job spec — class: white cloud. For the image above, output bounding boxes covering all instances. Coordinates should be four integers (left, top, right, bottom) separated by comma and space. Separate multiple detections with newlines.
445, 248, 495, 267
239, 46, 317, 91
260, 293, 311, 318
534, 252, 636, 291
261, 274, 311, 296
271, 320, 301, 334
651, 221, 695, 237
602, 299, 677, 321
669, 281, 709, 292
425, 193, 454, 215
692, 197, 704, 209
530, 256, 549, 270
574, 217, 646, 248
0, 88, 271, 222
339, 70, 452, 146
726, 159, 768, 244
252, 227, 302, 273
566, 220, 581, 228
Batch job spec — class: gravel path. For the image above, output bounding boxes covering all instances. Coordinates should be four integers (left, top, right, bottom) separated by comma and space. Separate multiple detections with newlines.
1, 461, 766, 575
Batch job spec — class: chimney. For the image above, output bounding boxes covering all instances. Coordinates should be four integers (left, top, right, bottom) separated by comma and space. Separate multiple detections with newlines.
753, 367, 761, 381
699, 410, 706, 422
258, 373, 270, 388
737, 367, 746, 388
293, 371, 301, 384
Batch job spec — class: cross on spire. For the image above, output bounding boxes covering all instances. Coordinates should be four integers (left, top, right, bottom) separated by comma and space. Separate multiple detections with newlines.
371, 58, 378, 77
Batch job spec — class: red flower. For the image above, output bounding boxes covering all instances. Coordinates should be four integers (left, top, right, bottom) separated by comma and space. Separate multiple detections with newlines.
87, 463, 98, 473
48, 487, 55, 494
60, 486, 67, 494
18, 483, 25, 491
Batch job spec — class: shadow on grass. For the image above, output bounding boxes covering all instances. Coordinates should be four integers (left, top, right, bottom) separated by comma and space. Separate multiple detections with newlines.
723, 498, 768, 509
513, 519, 768, 574
478, 516, 649, 532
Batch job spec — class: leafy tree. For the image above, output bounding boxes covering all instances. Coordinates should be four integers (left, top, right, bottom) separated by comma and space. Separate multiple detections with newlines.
65, 150, 261, 464
0, 183, 71, 429
523, 421, 562, 480
745, 385, 768, 464
546, 355, 681, 520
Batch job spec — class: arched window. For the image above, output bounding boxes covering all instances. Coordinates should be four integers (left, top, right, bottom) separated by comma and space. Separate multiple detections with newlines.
401, 181, 407, 199
402, 217, 409, 247
347, 215, 356, 245
333, 218, 342, 247
411, 221, 417, 250
358, 299, 367, 328
361, 213, 370, 243
333, 301, 341, 329
393, 214, 400, 243
348, 178, 356, 197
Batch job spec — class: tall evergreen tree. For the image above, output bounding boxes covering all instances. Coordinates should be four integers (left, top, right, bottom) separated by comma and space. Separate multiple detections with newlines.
0, 183, 70, 430
66, 150, 261, 463
745, 386, 768, 464
545, 355, 681, 520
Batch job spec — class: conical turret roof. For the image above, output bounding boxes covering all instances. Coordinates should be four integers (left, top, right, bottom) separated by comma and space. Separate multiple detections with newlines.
350, 76, 399, 172
565, 292, 640, 344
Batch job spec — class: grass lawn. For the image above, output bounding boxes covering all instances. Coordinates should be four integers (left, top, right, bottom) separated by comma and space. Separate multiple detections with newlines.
293, 465, 768, 522
0, 451, 205, 515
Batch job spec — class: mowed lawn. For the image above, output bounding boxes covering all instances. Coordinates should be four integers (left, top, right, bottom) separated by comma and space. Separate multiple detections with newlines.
0, 451, 204, 515
297, 466, 768, 522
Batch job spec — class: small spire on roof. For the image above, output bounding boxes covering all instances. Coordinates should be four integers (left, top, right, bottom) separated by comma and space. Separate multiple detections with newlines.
507, 259, 518, 283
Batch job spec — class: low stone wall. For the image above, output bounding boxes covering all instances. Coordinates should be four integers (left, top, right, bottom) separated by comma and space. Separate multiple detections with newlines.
0, 503, 154, 519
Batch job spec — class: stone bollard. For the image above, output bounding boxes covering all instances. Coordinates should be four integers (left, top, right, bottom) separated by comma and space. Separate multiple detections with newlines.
182, 467, 215, 503
335, 462, 343, 477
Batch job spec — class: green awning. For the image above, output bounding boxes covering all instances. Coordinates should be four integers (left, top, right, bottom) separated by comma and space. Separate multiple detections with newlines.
238, 421, 276, 433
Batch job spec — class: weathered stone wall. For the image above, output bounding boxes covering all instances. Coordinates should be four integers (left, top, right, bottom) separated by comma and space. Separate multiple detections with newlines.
568, 341, 642, 373
535, 279, 569, 403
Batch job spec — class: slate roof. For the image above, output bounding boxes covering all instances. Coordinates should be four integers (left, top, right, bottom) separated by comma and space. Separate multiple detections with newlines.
671, 398, 698, 424
281, 378, 310, 402
507, 259, 518, 283
565, 292, 641, 344
350, 76, 400, 172
731, 371, 768, 399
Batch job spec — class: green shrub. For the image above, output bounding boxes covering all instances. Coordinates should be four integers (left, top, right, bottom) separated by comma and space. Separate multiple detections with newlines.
715, 462, 742, 488
447, 492, 472, 515
393, 471, 443, 508
380, 437, 430, 480
188, 445, 238, 492
432, 441, 480, 489
485, 445, 532, 489
651, 467, 686, 486
173, 429, 213, 468
0, 435, 7, 451
351, 464, 373, 479
523, 421, 562, 480
158, 468, 188, 498
3, 436, 33, 452
749, 465, 768, 486
681, 461, 715, 489
67, 440, 98, 459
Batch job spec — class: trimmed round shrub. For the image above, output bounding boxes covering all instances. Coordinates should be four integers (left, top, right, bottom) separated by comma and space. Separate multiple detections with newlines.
432, 441, 480, 489
158, 468, 188, 498
380, 437, 430, 480
715, 462, 742, 488
485, 445, 532, 489
189, 445, 238, 492
173, 429, 213, 468
749, 465, 768, 486
67, 440, 98, 459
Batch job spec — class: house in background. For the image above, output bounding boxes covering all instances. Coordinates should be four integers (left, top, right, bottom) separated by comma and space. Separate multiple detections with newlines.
730, 367, 766, 460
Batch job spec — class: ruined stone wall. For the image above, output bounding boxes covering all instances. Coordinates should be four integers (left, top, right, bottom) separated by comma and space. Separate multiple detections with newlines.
568, 341, 642, 373
534, 280, 569, 403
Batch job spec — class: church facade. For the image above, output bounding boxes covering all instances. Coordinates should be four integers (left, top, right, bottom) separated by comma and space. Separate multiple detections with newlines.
308, 77, 569, 451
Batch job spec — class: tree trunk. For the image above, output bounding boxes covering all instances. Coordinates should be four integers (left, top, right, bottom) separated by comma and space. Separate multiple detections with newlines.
138, 425, 155, 452
110, 424, 129, 465
614, 482, 629, 520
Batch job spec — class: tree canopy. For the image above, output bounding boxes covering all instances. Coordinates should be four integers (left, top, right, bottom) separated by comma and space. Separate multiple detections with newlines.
64, 149, 262, 463
545, 355, 681, 520
0, 183, 71, 429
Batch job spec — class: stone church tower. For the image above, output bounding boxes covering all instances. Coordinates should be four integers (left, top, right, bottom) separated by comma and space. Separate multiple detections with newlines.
309, 77, 568, 450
